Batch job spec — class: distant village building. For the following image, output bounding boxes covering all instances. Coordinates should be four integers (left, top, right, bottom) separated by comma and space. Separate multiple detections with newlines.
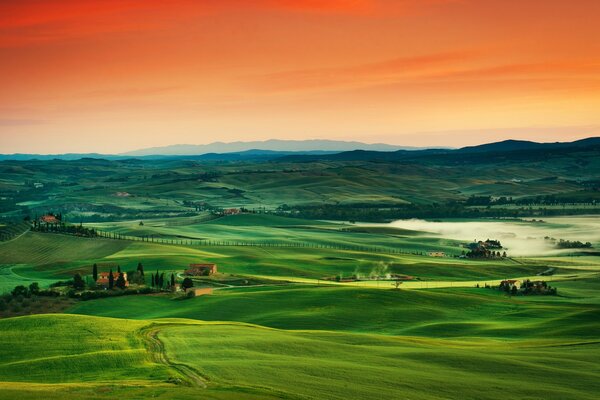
96, 271, 128, 288
499, 279, 520, 289
223, 208, 241, 216
193, 288, 213, 296
33, 182, 44, 189
186, 263, 217, 276
428, 251, 446, 257
40, 214, 59, 224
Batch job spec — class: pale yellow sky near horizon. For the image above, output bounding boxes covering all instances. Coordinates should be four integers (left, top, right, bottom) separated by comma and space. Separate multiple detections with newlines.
1, 0, 600, 154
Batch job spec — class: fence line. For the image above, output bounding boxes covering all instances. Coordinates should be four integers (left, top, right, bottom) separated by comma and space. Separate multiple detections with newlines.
95, 229, 424, 256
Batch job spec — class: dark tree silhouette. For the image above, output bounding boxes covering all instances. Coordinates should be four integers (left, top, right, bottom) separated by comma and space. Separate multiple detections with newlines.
73, 273, 85, 290
28, 282, 40, 295
182, 278, 193, 292
92, 263, 98, 281
115, 272, 126, 289
108, 268, 114, 289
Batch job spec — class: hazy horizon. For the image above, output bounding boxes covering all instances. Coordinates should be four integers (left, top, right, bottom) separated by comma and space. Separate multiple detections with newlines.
0, 133, 598, 155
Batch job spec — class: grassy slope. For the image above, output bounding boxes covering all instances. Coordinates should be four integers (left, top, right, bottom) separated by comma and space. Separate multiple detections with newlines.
0, 229, 558, 286
161, 322, 600, 400
0, 314, 168, 383
2, 313, 598, 400
69, 283, 600, 338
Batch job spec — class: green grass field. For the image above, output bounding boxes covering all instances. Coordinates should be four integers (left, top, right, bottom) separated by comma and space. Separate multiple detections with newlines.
3, 291, 600, 400
1, 214, 600, 399
69, 282, 600, 338
1, 222, 562, 284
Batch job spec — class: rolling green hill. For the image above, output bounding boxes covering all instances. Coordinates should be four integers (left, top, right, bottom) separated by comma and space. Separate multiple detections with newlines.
1, 312, 598, 400
69, 283, 600, 338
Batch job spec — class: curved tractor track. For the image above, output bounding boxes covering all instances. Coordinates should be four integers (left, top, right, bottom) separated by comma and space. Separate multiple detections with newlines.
139, 323, 207, 388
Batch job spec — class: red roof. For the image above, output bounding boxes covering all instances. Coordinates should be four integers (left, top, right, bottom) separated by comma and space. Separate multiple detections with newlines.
97, 271, 128, 285
41, 215, 58, 223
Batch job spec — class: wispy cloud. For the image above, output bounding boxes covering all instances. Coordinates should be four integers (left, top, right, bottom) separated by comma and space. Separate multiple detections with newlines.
249, 51, 479, 92
0, 0, 461, 48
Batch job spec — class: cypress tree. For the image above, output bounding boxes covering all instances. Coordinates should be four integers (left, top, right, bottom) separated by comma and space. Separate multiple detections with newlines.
151, 274, 155, 287
92, 263, 98, 282
117, 265, 121, 273
137, 262, 144, 276
170, 273, 175, 288
108, 268, 114, 289
116, 272, 126, 289
159, 273, 165, 288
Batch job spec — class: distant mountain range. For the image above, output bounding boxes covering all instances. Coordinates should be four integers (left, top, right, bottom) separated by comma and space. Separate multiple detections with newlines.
0, 137, 598, 161
122, 139, 418, 156
277, 137, 600, 163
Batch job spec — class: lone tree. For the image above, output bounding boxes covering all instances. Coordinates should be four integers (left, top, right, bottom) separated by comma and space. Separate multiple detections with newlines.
92, 263, 98, 281
73, 273, 85, 290
137, 262, 144, 276
108, 268, 114, 289
182, 277, 194, 292
115, 272, 127, 289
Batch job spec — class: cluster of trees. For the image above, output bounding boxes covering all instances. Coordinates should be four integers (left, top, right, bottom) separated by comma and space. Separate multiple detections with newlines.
73, 287, 155, 301
465, 196, 514, 206
520, 279, 558, 295
546, 238, 593, 249
0, 282, 59, 312
498, 280, 557, 296
150, 270, 175, 289
466, 194, 600, 207
89, 262, 192, 292
464, 240, 506, 259
465, 248, 507, 259
32, 219, 98, 237
277, 202, 600, 222
513, 194, 599, 206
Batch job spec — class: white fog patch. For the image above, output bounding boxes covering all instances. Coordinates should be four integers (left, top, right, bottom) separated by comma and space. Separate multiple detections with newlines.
384, 217, 600, 257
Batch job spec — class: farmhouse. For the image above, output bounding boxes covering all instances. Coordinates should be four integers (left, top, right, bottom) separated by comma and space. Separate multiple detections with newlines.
428, 251, 446, 257
96, 271, 128, 287
499, 279, 519, 289
193, 288, 213, 296
223, 208, 240, 215
186, 263, 217, 276
40, 214, 59, 224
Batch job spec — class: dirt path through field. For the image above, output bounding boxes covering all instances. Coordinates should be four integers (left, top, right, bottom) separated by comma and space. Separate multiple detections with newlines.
138, 323, 207, 388
0, 228, 30, 245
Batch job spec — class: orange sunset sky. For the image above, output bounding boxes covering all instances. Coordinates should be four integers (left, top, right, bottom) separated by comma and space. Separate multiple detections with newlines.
1, 0, 600, 154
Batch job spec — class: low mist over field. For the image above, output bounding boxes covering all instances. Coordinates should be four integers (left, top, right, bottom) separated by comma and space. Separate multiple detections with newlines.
388, 217, 600, 256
